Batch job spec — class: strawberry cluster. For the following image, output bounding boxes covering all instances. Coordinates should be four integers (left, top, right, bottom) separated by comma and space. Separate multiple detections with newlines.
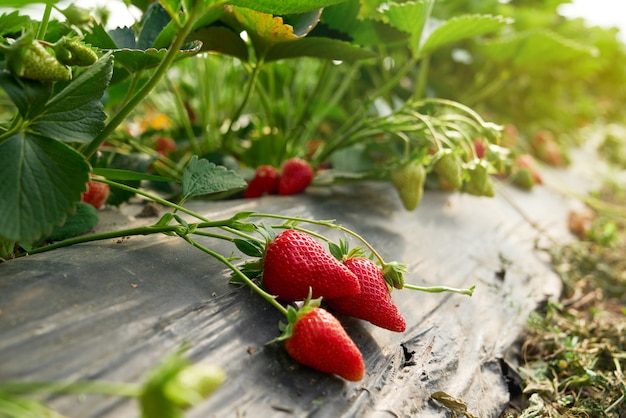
244, 158, 313, 198
256, 229, 406, 381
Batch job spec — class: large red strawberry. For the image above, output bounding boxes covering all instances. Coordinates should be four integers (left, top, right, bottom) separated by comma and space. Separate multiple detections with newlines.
82, 177, 110, 209
244, 165, 279, 198
278, 158, 313, 195
283, 306, 365, 381
262, 229, 360, 301
326, 257, 406, 332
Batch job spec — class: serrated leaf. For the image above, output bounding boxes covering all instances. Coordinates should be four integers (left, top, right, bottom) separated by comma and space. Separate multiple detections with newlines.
92, 168, 176, 183
419, 14, 511, 56
0, 73, 53, 118
382, 0, 430, 51
182, 156, 247, 198
234, 238, 265, 257
265, 37, 376, 62
27, 53, 114, 143
0, 132, 89, 242
227, 0, 346, 15
477, 29, 598, 68
0, 10, 32, 37
110, 40, 203, 72
42, 202, 100, 242
137, 2, 171, 49
231, 7, 299, 44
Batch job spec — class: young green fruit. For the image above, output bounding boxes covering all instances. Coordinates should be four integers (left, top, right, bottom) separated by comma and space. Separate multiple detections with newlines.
433, 151, 463, 190
12, 40, 72, 82
57, 40, 98, 66
391, 161, 426, 211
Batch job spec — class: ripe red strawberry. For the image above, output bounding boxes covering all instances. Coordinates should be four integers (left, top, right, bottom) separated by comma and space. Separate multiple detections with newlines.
244, 165, 279, 198
82, 178, 109, 209
284, 306, 365, 381
262, 229, 360, 301
326, 257, 406, 332
278, 158, 313, 195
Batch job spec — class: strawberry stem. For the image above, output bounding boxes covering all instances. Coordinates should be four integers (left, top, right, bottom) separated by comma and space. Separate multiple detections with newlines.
403, 283, 475, 296
182, 236, 288, 317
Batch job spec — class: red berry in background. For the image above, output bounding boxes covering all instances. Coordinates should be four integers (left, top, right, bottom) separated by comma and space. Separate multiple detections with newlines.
327, 257, 406, 332
284, 307, 365, 381
154, 136, 177, 156
473, 138, 487, 159
278, 158, 313, 195
262, 229, 360, 301
82, 178, 110, 209
244, 165, 279, 198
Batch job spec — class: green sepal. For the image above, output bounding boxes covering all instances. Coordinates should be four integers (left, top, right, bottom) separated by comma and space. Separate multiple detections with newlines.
268, 293, 321, 344
382, 261, 407, 290
234, 238, 265, 258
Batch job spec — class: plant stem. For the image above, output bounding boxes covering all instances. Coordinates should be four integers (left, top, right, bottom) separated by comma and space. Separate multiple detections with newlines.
36, 4, 52, 40
223, 61, 263, 153
183, 236, 288, 317
403, 283, 475, 296
82, 4, 204, 159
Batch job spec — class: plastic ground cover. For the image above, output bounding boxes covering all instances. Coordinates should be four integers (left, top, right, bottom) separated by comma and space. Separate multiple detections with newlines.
0, 162, 594, 417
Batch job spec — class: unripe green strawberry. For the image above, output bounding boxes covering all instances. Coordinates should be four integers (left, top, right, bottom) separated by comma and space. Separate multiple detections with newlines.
10, 40, 71, 82
433, 150, 462, 190
463, 162, 494, 197
391, 161, 426, 211
57, 40, 98, 66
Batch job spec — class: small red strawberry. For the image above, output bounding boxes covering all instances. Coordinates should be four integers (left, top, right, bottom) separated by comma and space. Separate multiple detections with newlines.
154, 136, 177, 156
473, 138, 487, 159
326, 257, 406, 332
82, 177, 110, 209
283, 305, 365, 381
244, 165, 279, 198
262, 229, 360, 301
278, 158, 313, 195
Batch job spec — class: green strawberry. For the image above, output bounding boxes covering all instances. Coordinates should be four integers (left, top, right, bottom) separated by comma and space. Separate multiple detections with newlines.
6, 38, 71, 82
262, 229, 361, 301
391, 161, 426, 211
57, 39, 98, 66
326, 257, 406, 332
433, 150, 462, 190
463, 161, 494, 197
282, 305, 365, 381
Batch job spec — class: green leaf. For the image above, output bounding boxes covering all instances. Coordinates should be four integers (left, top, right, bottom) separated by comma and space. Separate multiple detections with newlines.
42, 202, 100, 242
419, 14, 511, 56
92, 168, 176, 183
0, 132, 89, 243
0, 11, 32, 37
227, 0, 347, 15
110, 40, 203, 73
265, 37, 376, 62
28, 53, 114, 143
193, 26, 249, 61
137, 2, 172, 50
477, 29, 598, 68
182, 156, 247, 198
0, 73, 53, 118
382, 0, 431, 52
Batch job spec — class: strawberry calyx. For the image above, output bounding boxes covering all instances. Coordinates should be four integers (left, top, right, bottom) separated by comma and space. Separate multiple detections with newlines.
270, 292, 321, 344
382, 261, 407, 290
